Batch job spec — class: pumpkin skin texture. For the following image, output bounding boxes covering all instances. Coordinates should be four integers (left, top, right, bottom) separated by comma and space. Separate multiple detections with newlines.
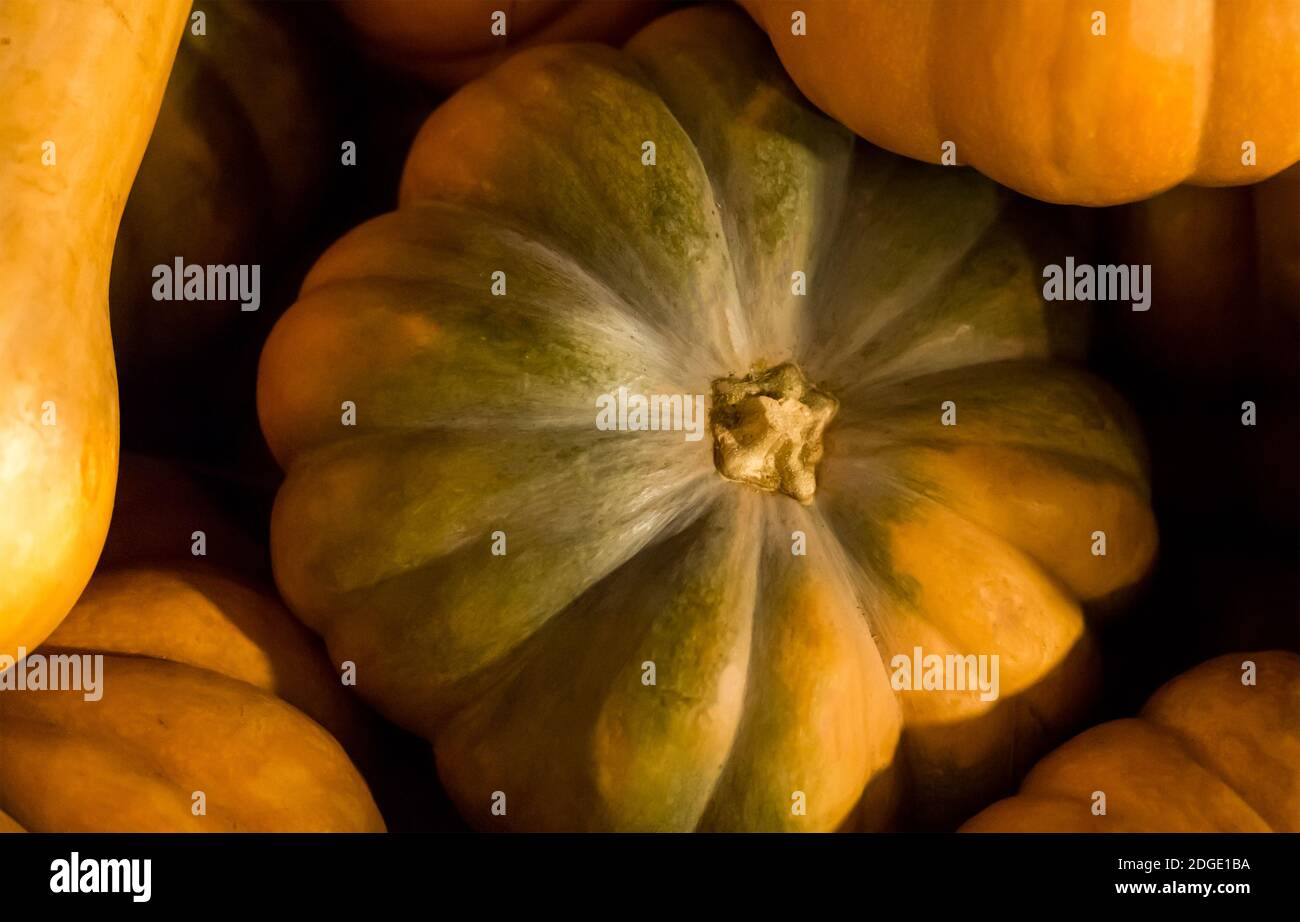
260, 6, 1157, 831
962, 651, 1300, 832
0, 1, 189, 665
740, 0, 1300, 206
0, 565, 386, 832
336, 0, 663, 88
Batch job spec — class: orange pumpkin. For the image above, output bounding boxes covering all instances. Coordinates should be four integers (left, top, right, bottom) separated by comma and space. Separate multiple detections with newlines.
741, 0, 1300, 205
0, 452, 383, 832
962, 651, 1300, 832
0, 563, 386, 832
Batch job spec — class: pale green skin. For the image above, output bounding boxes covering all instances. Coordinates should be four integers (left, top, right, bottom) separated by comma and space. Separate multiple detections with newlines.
259, 7, 1154, 831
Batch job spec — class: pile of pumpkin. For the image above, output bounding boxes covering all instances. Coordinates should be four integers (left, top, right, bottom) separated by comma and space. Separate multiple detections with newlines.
1, 0, 1296, 833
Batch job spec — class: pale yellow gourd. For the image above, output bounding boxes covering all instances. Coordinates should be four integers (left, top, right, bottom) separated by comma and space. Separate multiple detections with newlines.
0, 0, 190, 662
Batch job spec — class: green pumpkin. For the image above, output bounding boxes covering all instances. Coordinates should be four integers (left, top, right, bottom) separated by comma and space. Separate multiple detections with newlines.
258, 6, 1157, 831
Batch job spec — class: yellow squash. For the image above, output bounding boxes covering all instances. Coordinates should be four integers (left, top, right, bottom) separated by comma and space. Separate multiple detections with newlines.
963, 651, 1300, 831
260, 6, 1157, 830
0, 0, 189, 665
0, 563, 386, 832
742, 0, 1300, 205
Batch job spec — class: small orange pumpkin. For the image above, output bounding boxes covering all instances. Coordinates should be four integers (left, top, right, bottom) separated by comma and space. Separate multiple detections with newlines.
0, 562, 386, 832
741, 0, 1300, 205
963, 651, 1300, 832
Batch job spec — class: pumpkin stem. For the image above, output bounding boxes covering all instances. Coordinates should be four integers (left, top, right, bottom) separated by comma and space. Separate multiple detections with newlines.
709, 362, 837, 504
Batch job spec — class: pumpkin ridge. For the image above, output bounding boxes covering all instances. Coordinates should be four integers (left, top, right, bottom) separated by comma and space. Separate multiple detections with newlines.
625, 4, 859, 365
273, 431, 717, 603
743, 0, 1300, 204
821, 427, 1155, 609
836, 359, 1150, 484
0, 696, 377, 832
0, 669, 267, 831
801, 157, 1007, 378
431, 490, 760, 830
826, 465, 1061, 605
1190, 0, 1220, 175
1137, 651, 1300, 831
44, 566, 378, 757
812, 214, 1082, 389
600, 493, 762, 831
0, 704, 241, 830
794, 496, 898, 648
397, 43, 745, 366
813, 455, 926, 607
800, 142, 897, 308
1189, 1, 1300, 185
692, 498, 900, 831
0, 653, 383, 832
288, 469, 726, 730
839, 483, 1087, 705
854, 438, 1148, 497
300, 202, 651, 332
965, 652, 1300, 832
273, 282, 690, 430
1139, 719, 1277, 832
1018, 719, 1273, 832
